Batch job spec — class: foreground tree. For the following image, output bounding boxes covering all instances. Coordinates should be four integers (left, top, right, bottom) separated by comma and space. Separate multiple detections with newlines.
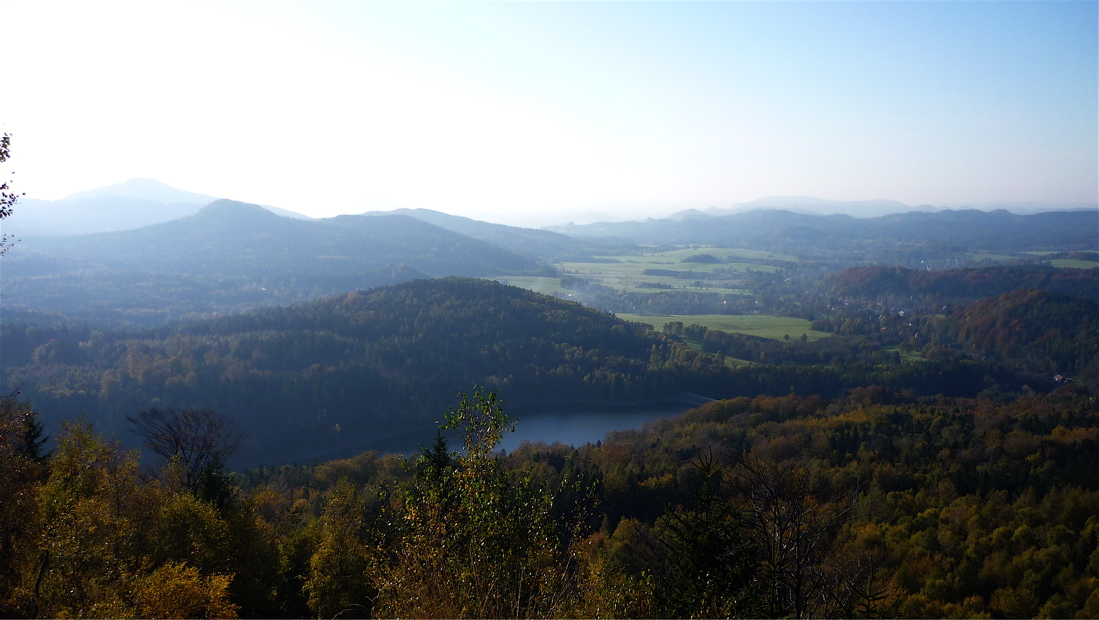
0, 399, 46, 616
304, 478, 377, 619
0, 132, 23, 255
732, 452, 858, 618
645, 453, 760, 617
127, 407, 242, 492
373, 388, 580, 618
32, 420, 239, 617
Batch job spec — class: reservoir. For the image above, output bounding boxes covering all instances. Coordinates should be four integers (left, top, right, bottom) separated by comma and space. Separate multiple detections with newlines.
496, 404, 692, 453
248, 397, 709, 468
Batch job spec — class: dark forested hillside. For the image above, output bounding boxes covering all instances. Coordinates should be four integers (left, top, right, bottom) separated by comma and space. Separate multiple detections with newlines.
9, 265, 1098, 469
0, 278, 723, 466
0, 256, 429, 326
932, 289, 1099, 374
825, 265, 1099, 304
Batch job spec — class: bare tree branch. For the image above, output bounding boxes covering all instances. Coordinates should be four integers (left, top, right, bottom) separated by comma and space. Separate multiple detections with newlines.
127, 407, 242, 491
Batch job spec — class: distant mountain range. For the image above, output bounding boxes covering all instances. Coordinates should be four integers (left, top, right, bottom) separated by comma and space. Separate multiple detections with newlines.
672, 197, 927, 220
16, 199, 539, 278
5, 178, 1094, 238
548, 208, 1099, 253
2, 178, 309, 237
673, 196, 1097, 220
2, 199, 550, 325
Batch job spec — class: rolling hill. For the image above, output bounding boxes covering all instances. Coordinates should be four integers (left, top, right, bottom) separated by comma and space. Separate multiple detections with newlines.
2, 200, 546, 325
0, 277, 723, 466
4, 178, 310, 237
19, 200, 540, 277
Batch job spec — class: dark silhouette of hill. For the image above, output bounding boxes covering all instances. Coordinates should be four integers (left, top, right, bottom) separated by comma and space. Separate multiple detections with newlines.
18, 199, 540, 278
364, 207, 599, 260
825, 265, 1099, 303
4, 201, 545, 325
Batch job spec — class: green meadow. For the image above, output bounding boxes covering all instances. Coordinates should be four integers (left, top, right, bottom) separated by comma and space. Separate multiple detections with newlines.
555, 246, 792, 293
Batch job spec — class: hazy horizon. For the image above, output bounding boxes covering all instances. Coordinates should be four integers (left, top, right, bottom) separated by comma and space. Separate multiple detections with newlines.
4, 1, 1096, 227
19, 175, 1099, 230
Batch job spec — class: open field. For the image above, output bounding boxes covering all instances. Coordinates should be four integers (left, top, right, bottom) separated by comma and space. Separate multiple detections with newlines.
619, 246, 798, 263
881, 345, 925, 362
1049, 259, 1099, 270
968, 252, 1018, 263
617, 313, 832, 342
556, 246, 789, 293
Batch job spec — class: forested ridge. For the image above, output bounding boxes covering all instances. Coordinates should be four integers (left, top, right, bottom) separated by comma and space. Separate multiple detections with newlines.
0, 278, 725, 465
936, 289, 1098, 373
823, 265, 1099, 306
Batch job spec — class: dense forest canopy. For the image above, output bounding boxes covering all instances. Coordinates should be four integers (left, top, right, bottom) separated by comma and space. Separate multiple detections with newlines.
3, 385, 1097, 618
1, 278, 726, 466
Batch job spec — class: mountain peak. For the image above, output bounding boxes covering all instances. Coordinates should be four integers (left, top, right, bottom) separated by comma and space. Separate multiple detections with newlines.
61, 178, 218, 205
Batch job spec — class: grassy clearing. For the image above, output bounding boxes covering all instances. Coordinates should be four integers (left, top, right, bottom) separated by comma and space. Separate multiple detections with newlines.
881, 345, 924, 362
679, 338, 754, 368
618, 313, 832, 342
1048, 259, 1099, 270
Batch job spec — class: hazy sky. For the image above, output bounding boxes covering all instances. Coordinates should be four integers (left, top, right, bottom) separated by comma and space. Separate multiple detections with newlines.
4, 1, 1096, 226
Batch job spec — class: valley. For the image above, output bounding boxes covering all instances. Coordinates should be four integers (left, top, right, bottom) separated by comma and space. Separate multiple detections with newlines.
4, 3, 1095, 615
1, 184, 1097, 619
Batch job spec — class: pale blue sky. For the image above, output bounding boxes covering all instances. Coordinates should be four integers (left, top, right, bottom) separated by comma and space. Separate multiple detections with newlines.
4, 1, 1096, 225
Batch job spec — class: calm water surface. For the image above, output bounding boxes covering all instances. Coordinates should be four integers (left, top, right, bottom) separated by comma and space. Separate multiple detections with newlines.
496, 406, 688, 453
256, 402, 698, 468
